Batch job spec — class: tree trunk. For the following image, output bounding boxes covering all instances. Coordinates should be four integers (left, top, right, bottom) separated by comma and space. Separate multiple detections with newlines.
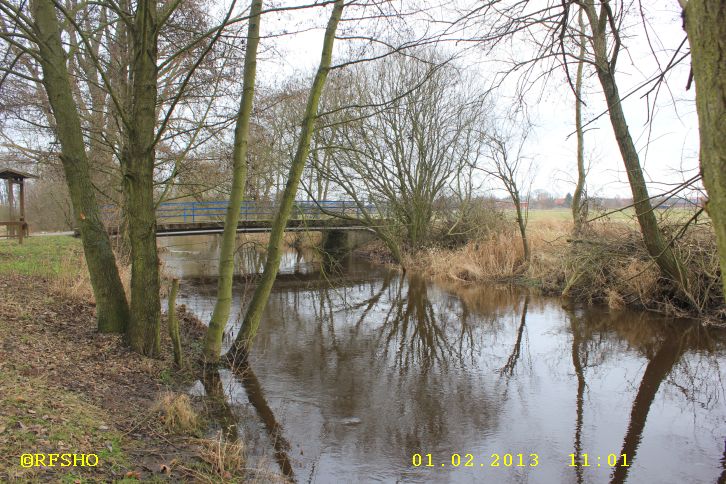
30, 0, 130, 333
406, 204, 432, 250
572, 10, 588, 235
122, 0, 161, 356
167, 278, 183, 367
684, 0, 726, 297
582, 4, 690, 294
227, 0, 345, 363
204, 0, 263, 363
514, 195, 530, 263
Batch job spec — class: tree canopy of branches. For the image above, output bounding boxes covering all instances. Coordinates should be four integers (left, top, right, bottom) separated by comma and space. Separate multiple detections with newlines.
314, 51, 487, 256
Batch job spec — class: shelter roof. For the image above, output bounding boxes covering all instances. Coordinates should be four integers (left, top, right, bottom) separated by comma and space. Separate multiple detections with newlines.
0, 167, 36, 180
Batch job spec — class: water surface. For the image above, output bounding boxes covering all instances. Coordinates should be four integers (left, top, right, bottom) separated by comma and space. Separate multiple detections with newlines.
160, 236, 726, 483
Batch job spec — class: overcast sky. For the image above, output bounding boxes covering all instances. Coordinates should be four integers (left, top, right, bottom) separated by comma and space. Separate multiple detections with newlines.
248, 1, 698, 199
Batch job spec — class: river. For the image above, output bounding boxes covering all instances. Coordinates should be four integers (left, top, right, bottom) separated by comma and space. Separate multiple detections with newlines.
159, 235, 726, 484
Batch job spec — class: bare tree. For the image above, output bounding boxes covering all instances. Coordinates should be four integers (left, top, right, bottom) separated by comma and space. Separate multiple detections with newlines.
571, 9, 588, 235
575, 0, 691, 295
204, 0, 263, 363
481, 117, 535, 265
4, 0, 246, 353
313, 51, 488, 256
28, 0, 130, 332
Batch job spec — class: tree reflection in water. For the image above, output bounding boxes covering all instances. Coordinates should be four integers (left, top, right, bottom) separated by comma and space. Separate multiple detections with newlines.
564, 308, 722, 484
201, 369, 239, 442
166, 243, 726, 483
232, 362, 295, 480
200, 365, 295, 481
609, 326, 689, 484
499, 294, 530, 377
566, 305, 587, 484
376, 273, 475, 372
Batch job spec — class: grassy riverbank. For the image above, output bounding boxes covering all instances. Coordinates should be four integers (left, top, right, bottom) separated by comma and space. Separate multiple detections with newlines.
0, 236, 276, 482
368, 210, 724, 320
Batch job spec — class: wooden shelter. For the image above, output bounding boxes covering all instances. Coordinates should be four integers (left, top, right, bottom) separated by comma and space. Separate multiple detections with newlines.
1, 167, 36, 244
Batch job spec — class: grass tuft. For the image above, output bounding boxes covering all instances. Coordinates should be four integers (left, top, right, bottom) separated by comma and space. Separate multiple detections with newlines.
197, 431, 246, 479
154, 392, 199, 435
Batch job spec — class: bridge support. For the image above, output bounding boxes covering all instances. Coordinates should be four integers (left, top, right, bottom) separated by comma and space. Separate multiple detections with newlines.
321, 229, 375, 257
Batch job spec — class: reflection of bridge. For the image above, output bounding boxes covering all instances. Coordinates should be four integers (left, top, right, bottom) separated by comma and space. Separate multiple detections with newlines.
103, 200, 380, 237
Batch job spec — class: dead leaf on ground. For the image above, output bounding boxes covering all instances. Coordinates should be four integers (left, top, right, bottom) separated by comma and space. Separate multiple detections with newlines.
125, 470, 141, 479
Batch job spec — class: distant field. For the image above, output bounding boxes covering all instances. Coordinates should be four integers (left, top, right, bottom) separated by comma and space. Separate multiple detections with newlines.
508, 207, 703, 227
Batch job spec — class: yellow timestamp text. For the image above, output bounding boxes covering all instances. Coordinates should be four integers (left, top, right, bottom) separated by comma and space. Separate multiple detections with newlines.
19, 453, 99, 468
412, 452, 539, 468
568, 453, 629, 467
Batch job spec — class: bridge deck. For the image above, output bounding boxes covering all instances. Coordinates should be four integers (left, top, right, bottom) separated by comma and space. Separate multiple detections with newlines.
101, 200, 379, 236
155, 218, 373, 236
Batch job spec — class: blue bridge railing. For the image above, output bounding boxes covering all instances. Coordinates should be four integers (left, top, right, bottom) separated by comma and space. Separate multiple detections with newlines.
101, 200, 377, 225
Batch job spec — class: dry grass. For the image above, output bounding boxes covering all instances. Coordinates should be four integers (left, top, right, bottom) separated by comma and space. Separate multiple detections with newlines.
404, 217, 723, 317
50, 249, 93, 302
182, 434, 289, 484
405, 221, 570, 283
50, 246, 132, 303
197, 431, 247, 479
155, 392, 199, 435
555, 222, 722, 315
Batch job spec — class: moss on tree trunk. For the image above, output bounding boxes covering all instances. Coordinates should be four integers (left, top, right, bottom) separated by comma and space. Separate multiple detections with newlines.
685, 0, 726, 297
122, 0, 161, 356
204, 0, 263, 363
30, 0, 130, 333
227, 0, 345, 363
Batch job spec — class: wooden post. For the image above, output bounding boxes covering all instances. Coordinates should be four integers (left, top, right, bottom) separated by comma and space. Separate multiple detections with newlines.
19, 178, 26, 240
6, 179, 14, 237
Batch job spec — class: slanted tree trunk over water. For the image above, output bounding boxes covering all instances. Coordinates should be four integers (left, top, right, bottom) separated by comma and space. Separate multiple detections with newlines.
580, 1, 690, 294
683, 0, 726, 297
228, 0, 345, 363
572, 9, 588, 236
30, 0, 130, 333
204, 0, 263, 363
122, 0, 161, 356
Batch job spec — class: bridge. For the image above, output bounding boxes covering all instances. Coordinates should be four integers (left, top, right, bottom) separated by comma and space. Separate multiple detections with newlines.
102, 200, 380, 237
